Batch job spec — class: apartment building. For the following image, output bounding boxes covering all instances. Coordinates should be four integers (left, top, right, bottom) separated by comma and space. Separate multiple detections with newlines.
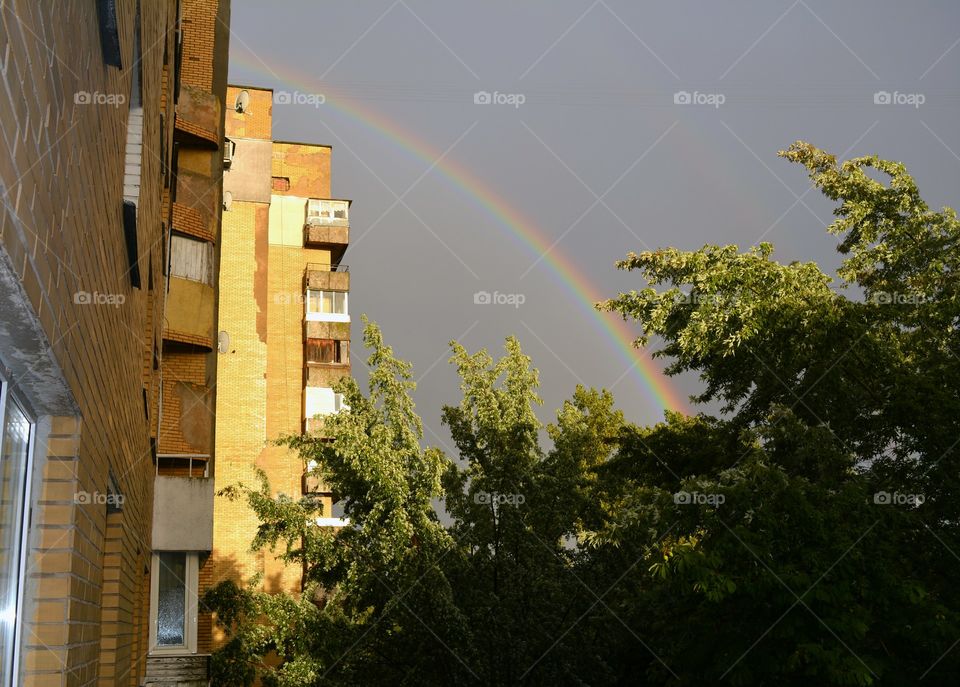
208, 84, 352, 646
0, 1, 229, 685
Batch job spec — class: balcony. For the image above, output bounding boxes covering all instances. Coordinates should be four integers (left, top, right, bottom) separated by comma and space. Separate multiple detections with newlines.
304, 199, 350, 263
174, 84, 221, 149
144, 654, 210, 686
304, 388, 347, 435
151, 475, 214, 551
305, 263, 349, 290
163, 276, 216, 348
305, 362, 351, 389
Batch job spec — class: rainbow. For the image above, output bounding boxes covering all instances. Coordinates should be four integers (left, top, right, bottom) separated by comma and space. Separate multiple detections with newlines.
230, 49, 688, 415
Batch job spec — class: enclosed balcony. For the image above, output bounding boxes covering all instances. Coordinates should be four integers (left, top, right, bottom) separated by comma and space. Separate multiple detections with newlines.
151, 474, 214, 551
303, 387, 348, 435
174, 84, 221, 149
304, 264, 349, 325
304, 198, 350, 263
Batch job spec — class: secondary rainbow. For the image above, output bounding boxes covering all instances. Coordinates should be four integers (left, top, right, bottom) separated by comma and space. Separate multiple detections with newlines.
231, 49, 688, 414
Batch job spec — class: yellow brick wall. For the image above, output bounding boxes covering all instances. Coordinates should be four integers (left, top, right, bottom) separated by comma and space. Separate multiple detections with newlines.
225, 85, 273, 140
0, 1, 172, 684
0, 0, 228, 684
210, 200, 269, 619
209, 141, 349, 648
180, 0, 218, 90
272, 142, 331, 199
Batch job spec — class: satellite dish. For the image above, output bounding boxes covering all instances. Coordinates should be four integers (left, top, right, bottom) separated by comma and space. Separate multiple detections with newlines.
217, 330, 230, 353
222, 190, 232, 212
234, 89, 250, 113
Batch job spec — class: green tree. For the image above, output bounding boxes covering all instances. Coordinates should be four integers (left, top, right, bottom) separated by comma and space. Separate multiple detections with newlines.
597, 142, 960, 684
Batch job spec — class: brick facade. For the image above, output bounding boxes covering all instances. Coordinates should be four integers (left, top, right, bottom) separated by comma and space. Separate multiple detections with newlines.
208, 86, 352, 649
0, 1, 229, 684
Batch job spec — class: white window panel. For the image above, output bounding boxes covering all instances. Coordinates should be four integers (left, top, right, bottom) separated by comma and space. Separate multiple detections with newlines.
306, 199, 349, 223
304, 388, 347, 419
170, 235, 213, 284
305, 289, 349, 322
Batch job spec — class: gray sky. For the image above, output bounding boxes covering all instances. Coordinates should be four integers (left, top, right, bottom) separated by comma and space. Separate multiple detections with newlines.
227, 1, 960, 448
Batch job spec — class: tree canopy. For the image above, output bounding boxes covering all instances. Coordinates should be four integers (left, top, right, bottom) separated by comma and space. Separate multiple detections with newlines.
205, 143, 960, 686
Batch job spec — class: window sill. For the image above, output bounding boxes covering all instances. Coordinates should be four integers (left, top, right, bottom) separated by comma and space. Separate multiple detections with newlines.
305, 313, 350, 323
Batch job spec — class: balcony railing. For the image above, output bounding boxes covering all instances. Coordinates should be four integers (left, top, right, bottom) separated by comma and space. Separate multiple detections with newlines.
306, 262, 349, 273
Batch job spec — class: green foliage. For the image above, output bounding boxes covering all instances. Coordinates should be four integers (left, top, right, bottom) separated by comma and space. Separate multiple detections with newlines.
205, 145, 959, 685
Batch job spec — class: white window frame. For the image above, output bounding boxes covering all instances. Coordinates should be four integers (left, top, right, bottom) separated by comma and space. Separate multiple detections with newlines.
0, 378, 36, 687
148, 552, 199, 655
306, 199, 349, 224
305, 289, 349, 323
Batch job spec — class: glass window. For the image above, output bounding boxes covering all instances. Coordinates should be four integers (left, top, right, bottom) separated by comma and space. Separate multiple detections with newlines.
156, 552, 186, 646
306, 339, 341, 364
307, 199, 349, 223
0, 389, 31, 686
306, 290, 347, 316
332, 291, 346, 314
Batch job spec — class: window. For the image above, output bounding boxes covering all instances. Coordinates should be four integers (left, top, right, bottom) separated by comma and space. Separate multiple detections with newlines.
305, 339, 344, 364
305, 290, 348, 322
170, 235, 214, 284
95, 0, 122, 67
149, 552, 198, 654
122, 1, 144, 289
0, 383, 34, 686
306, 199, 349, 224
271, 176, 290, 192
304, 388, 349, 419
223, 138, 236, 169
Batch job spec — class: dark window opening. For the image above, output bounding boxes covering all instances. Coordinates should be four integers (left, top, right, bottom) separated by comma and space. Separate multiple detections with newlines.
306, 338, 343, 364
130, 1, 142, 108
95, 0, 122, 67
123, 201, 141, 288
173, 1, 183, 104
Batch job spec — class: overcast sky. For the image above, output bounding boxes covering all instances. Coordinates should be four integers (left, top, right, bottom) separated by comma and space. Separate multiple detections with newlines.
227, 1, 960, 449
